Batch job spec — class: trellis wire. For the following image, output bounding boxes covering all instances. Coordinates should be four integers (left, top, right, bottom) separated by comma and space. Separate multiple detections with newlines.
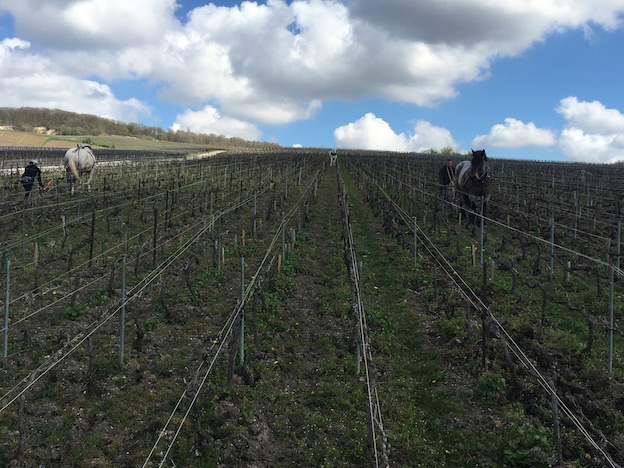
370, 174, 619, 467
147, 166, 324, 466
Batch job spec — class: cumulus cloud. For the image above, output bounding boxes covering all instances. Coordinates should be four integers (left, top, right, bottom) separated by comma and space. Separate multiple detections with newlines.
472, 118, 557, 148
334, 113, 406, 150
409, 120, 461, 152
5, 0, 179, 50
334, 113, 460, 153
556, 97, 624, 134
349, 0, 623, 53
0, 38, 150, 123
1, 1, 624, 145
3, 3, 624, 120
171, 105, 261, 141
556, 97, 624, 163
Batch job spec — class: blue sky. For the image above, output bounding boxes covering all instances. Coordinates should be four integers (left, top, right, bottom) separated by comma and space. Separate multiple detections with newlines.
1, 1, 624, 163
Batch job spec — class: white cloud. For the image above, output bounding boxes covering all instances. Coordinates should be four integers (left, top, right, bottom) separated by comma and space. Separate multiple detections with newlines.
334, 113, 460, 152
556, 97, 624, 163
472, 118, 557, 148
556, 96, 624, 134
2, 0, 624, 128
2, 1, 624, 141
409, 120, 461, 152
0, 38, 150, 123
334, 113, 406, 150
292, 143, 303, 148
171, 105, 261, 141
6, 0, 179, 50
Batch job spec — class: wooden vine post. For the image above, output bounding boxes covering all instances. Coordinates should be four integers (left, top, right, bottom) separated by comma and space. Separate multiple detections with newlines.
89, 211, 95, 267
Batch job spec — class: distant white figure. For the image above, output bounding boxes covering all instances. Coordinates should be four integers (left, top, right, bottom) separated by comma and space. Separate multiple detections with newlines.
329, 149, 337, 166
64, 144, 96, 194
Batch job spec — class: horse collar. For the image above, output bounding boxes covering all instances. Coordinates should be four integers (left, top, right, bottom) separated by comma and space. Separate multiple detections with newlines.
471, 166, 491, 184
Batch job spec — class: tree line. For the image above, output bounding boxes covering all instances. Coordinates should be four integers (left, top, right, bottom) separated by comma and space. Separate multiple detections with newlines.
0, 107, 280, 149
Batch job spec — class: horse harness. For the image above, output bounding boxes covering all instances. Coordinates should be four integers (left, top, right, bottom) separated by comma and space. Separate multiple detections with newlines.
465, 164, 493, 197
445, 165, 455, 184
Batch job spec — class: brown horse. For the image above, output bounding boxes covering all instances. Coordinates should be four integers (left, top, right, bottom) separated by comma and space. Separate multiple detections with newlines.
454, 149, 493, 225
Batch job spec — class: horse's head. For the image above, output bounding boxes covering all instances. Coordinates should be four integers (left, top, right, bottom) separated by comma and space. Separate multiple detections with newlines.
469, 149, 489, 181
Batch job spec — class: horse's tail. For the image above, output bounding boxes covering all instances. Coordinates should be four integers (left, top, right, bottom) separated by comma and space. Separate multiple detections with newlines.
68, 149, 81, 182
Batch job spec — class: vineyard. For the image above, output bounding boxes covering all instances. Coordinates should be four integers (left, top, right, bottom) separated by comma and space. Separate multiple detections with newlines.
0, 147, 623, 467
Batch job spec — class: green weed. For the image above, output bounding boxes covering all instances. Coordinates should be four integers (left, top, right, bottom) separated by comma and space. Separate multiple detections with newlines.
438, 315, 467, 340
60, 303, 85, 320
477, 371, 506, 401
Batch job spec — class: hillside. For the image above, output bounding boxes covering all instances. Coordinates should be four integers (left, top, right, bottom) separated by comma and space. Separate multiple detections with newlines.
0, 129, 228, 151
0, 107, 280, 150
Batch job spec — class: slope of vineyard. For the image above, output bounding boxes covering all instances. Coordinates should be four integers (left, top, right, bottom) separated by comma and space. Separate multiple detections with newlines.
0, 147, 622, 466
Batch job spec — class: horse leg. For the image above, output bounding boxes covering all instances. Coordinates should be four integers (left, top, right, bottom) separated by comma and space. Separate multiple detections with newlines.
463, 195, 476, 224
65, 170, 74, 195
460, 194, 471, 223
85, 170, 94, 192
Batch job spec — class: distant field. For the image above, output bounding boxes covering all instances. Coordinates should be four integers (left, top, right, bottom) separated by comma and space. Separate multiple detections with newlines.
0, 130, 50, 147
0, 130, 218, 151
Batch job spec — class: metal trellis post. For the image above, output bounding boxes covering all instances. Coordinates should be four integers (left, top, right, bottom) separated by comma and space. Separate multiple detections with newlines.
3, 260, 9, 358
253, 192, 257, 234
413, 217, 417, 266
357, 260, 362, 374
550, 217, 555, 281
480, 197, 484, 266
282, 211, 285, 261
240, 256, 245, 365
617, 219, 621, 281
608, 265, 614, 373
120, 255, 126, 366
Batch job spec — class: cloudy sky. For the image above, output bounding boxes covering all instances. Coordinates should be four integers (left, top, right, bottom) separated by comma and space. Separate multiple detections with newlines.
1, 1, 624, 163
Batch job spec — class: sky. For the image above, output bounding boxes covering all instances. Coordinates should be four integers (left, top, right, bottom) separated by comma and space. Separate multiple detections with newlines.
1, 1, 624, 163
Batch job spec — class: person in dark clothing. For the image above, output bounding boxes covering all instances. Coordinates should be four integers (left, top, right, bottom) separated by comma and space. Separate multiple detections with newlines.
438, 159, 455, 203
21, 160, 44, 199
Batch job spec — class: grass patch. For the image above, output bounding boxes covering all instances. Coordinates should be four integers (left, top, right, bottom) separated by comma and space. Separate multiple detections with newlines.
339, 169, 545, 466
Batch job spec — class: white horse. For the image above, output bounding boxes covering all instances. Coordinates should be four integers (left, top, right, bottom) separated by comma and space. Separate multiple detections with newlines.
64, 144, 96, 194
329, 149, 337, 166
